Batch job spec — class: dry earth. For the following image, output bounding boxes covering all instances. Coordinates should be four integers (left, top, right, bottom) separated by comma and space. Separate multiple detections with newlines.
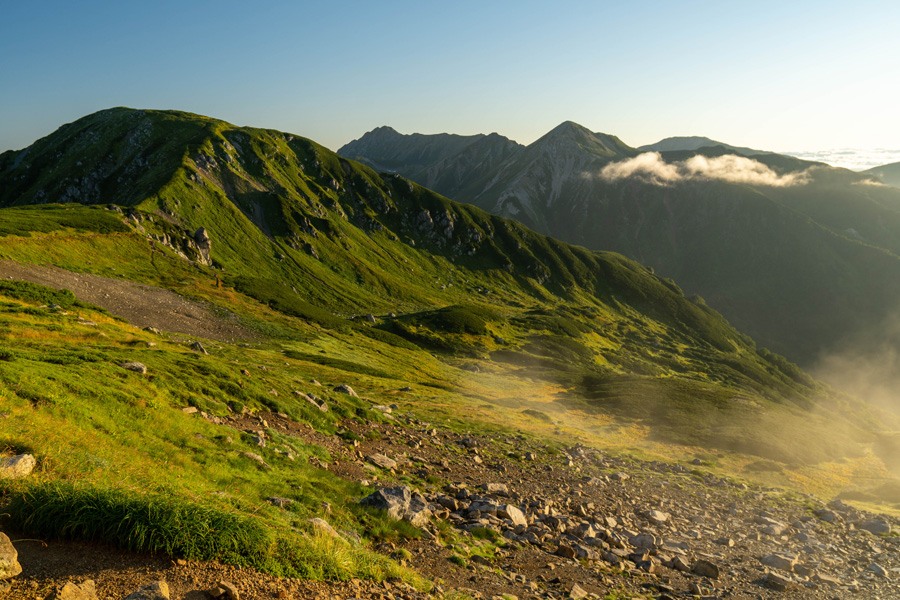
0, 260, 251, 342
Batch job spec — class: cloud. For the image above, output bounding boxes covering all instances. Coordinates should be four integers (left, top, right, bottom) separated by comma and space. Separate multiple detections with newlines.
783, 148, 900, 171
599, 152, 811, 187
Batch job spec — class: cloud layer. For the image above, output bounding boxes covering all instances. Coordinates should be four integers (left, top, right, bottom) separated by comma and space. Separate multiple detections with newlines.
783, 148, 900, 171
600, 152, 811, 187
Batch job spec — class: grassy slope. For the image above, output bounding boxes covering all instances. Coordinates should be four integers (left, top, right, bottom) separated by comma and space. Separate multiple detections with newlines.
0, 108, 897, 575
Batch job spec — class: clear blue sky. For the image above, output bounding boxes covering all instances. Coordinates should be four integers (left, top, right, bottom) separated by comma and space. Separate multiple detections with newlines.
2, 0, 898, 153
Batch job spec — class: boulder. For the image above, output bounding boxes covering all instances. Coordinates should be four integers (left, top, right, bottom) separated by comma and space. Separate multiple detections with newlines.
367, 453, 397, 470
481, 482, 509, 496
761, 553, 797, 572
333, 384, 358, 397
189, 341, 208, 355
45, 580, 98, 600
0, 454, 35, 479
208, 581, 240, 600
123, 581, 170, 600
360, 486, 431, 527
692, 559, 720, 579
765, 572, 795, 591
629, 533, 657, 549
646, 510, 669, 525
0, 533, 22, 579
307, 518, 342, 539
859, 518, 892, 536
555, 543, 576, 559
121, 362, 147, 374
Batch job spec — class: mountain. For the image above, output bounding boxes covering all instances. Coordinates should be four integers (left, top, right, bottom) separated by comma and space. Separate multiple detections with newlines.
341, 123, 900, 382
4, 107, 900, 585
340, 126, 523, 199
865, 161, 900, 188
0, 107, 881, 465
639, 135, 770, 156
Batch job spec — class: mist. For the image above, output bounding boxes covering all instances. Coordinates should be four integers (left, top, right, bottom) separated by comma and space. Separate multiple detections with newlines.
599, 152, 812, 187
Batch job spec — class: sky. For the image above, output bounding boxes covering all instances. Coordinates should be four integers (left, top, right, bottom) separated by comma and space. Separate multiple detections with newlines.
2, 0, 899, 160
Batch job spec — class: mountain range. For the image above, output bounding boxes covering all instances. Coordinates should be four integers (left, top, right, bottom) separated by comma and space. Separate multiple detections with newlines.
0, 107, 884, 464
6, 107, 900, 586
340, 123, 900, 391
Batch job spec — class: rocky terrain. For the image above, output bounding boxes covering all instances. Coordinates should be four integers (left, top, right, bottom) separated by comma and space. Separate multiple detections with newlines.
5, 401, 900, 599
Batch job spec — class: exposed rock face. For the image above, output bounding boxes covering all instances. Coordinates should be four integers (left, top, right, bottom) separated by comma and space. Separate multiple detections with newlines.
360, 486, 432, 527
0, 533, 22, 579
0, 454, 35, 479
193, 227, 211, 265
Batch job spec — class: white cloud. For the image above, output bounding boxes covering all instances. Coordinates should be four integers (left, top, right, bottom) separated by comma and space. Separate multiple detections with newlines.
783, 148, 900, 171
600, 152, 811, 187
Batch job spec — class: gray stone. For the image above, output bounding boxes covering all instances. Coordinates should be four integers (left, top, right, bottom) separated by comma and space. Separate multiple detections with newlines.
360, 486, 431, 527
0, 454, 35, 480
814, 509, 837, 523
121, 362, 147, 374
692, 559, 720, 579
568, 583, 588, 599
189, 341, 208, 355
629, 533, 657, 549
123, 581, 170, 600
869, 562, 888, 577
859, 518, 892, 536
0, 533, 21, 579
333, 384, 358, 397
761, 553, 797, 572
367, 453, 397, 470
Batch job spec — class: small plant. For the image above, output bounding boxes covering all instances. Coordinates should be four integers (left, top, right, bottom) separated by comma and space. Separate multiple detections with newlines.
449, 553, 468, 567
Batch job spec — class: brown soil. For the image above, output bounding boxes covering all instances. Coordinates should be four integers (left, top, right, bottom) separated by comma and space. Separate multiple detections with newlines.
0, 260, 252, 342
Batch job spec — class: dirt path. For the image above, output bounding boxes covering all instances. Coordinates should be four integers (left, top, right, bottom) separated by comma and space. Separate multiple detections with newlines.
0, 260, 253, 342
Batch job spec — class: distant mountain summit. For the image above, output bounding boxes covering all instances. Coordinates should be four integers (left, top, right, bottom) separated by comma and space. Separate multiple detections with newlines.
639, 136, 770, 156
